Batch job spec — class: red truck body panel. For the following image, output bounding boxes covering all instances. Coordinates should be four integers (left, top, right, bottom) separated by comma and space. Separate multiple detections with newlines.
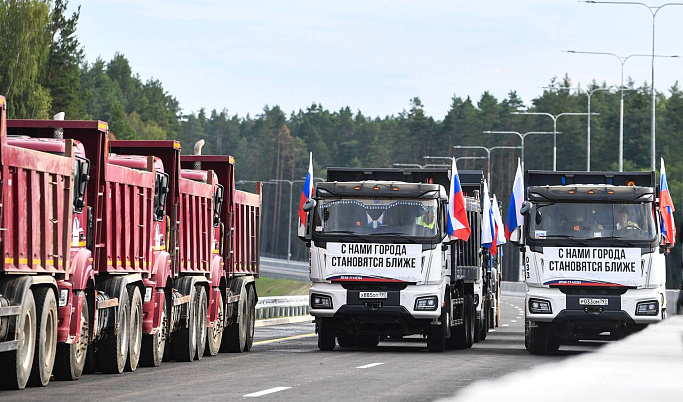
0, 97, 74, 276
180, 155, 261, 277
177, 173, 215, 274
6, 119, 156, 276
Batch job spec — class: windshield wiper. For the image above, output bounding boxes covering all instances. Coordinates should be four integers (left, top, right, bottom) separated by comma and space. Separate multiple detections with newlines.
587, 236, 636, 247
323, 230, 366, 239
367, 232, 418, 243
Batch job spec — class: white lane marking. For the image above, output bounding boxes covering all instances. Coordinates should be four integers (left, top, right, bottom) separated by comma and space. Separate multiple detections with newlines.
357, 362, 384, 369
502, 324, 509, 327
511, 320, 517, 323
244, 387, 291, 397
489, 329, 496, 332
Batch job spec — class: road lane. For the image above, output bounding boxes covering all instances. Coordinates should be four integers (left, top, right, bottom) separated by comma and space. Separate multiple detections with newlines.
0, 296, 602, 401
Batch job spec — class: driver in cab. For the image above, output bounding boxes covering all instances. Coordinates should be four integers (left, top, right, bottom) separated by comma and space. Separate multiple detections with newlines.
616, 211, 640, 231
415, 207, 436, 231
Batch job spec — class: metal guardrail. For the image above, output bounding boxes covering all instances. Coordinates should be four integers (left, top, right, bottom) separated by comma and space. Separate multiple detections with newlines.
255, 295, 310, 319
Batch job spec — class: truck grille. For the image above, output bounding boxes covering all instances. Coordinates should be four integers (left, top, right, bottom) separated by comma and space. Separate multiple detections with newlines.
558, 287, 628, 296
340, 283, 408, 291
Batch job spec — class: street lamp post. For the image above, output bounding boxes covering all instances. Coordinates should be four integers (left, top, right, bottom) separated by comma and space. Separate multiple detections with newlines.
422, 155, 488, 169
482, 131, 555, 172
586, 87, 612, 171
511, 112, 595, 171
567, 50, 679, 171
455, 156, 487, 169
269, 179, 305, 262
585, 1, 683, 171
452, 146, 521, 185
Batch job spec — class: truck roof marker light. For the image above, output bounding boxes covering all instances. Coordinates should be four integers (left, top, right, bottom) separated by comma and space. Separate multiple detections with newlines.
373, 185, 380, 191
588, 189, 595, 194
626, 180, 636, 186
392, 186, 400, 191
608, 189, 615, 194
568, 189, 575, 194
354, 186, 361, 190
173, 140, 181, 150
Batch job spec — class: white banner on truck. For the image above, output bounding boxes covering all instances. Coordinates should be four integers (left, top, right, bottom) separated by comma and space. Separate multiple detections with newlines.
541, 247, 642, 286
325, 242, 422, 282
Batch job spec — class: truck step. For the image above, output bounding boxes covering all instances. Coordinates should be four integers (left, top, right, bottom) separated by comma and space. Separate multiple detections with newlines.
0, 305, 21, 317
226, 295, 240, 304
96, 297, 119, 309
0, 340, 20, 352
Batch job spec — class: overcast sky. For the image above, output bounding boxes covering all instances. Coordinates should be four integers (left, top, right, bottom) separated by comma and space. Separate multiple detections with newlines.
73, 0, 683, 119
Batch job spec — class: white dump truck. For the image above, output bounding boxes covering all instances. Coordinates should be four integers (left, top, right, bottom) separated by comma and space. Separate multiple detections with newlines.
300, 168, 494, 352
510, 171, 669, 354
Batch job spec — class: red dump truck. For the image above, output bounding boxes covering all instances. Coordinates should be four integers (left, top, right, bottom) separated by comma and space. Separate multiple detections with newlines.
0, 96, 92, 389
109, 140, 261, 361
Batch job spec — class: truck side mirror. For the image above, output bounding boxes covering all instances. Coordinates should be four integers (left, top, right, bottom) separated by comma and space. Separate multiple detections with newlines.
302, 199, 317, 244
303, 198, 315, 212
213, 185, 224, 227
520, 201, 531, 215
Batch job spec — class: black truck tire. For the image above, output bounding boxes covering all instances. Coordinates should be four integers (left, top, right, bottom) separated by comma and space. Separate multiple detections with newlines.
194, 286, 208, 360
97, 281, 130, 374
221, 282, 247, 352
54, 290, 90, 380
427, 306, 447, 352
337, 332, 356, 348
140, 289, 167, 367
465, 295, 475, 348
173, 285, 198, 362
0, 290, 36, 390
317, 318, 336, 351
356, 334, 380, 348
527, 323, 550, 355
244, 286, 256, 351
27, 287, 57, 387
204, 291, 223, 357
125, 286, 143, 372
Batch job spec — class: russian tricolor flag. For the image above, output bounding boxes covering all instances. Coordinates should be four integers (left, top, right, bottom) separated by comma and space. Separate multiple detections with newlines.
492, 194, 506, 246
481, 180, 497, 255
446, 157, 470, 241
659, 158, 676, 246
298, 153, 314, 237
505, 159, 524, 240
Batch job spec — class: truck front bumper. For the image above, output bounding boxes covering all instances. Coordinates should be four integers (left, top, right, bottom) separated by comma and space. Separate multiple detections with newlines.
526, 286, 665, 325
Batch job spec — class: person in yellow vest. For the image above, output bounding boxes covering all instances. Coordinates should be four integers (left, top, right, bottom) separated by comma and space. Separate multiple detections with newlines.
616, 211, 639, 231
415, 207, 436, 231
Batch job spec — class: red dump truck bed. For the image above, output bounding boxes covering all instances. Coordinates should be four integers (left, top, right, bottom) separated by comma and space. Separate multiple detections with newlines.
6, 120, 156, 275
180, 155, 261, 277
0, 100, 75, 276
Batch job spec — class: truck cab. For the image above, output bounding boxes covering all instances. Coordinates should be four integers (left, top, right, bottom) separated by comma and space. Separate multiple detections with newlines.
515, 171, 667, 354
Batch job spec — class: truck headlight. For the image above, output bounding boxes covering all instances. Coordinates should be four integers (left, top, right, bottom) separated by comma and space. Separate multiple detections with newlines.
415, 296, 439, 311
311, 294, 332, 309
58, 289, 69, 307
635, 300, 659, 316
528, 298, 552, 314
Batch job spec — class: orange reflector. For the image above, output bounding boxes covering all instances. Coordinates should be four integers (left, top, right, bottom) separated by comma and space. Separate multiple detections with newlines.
588, 190, 595, 194
392, 186, 399, 191
373, 186, 380, 191
608, 190, 615, 194
626, 180, 636, 186
568, 190, 575, 194
354, 186, 361, 190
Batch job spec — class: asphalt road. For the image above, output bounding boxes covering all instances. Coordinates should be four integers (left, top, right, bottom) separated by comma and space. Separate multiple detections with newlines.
0, 295, 605, 401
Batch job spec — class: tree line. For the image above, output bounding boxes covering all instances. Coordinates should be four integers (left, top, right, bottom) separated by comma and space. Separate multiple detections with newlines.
1, 1, 680, 287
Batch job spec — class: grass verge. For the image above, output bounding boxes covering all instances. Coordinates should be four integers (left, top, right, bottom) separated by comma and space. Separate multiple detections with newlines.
255, 276, 309, 297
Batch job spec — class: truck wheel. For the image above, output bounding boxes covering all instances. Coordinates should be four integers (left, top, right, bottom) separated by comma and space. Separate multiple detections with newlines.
221, 283, 247, 353
527, 323, 550, 355
548, 335, 561, 353
54, 291, 90, 380
140, 290, 167, 367
194, 286, 208, 360
204, 291, 223, 357
173, 286, 198, 362
317, 318, 336, 351
356, 334, 380, 348
27, 288, 57, 387
478, 301, 489, 341
0, 290, 36, 390
125, 286, 143, 372
427, 307, 447, 352
244, 286, 256, 352
337, 332, 356, 348
97, 281, 130, 374
465, 294, 475, 348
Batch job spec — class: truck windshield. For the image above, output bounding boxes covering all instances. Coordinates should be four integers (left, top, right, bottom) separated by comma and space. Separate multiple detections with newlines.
315, 198, 439, 238
528, 202, 656, 241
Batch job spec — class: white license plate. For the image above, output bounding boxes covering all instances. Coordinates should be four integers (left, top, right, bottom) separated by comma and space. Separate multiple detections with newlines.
579, 298, 609, 306
359, 292, 387, 299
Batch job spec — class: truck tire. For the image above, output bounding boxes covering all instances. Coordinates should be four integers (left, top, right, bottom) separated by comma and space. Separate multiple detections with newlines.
194, 286, 208, 360
337, 332, 356, 348
548, 335, 561, 353
244, 286, 256, 352
317, 318, 336, 351
204, 291, 222, 357
97, 281, 130, 374
173, 285, 198, 362
221, 283, 247, 353
125, 286, 143, 372
427, 307, 447, 352
55, 291, 90, 380
465, 294, 475, 348
478, 301, 489, 341
140, 289, 167, 367
0, 290, 36, 390
27, 287, 57, 387
356, 334, 380, 348
526, 323, 550, 355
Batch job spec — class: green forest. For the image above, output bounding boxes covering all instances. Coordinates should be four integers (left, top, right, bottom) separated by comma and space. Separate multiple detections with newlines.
1, 0, 681, 286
